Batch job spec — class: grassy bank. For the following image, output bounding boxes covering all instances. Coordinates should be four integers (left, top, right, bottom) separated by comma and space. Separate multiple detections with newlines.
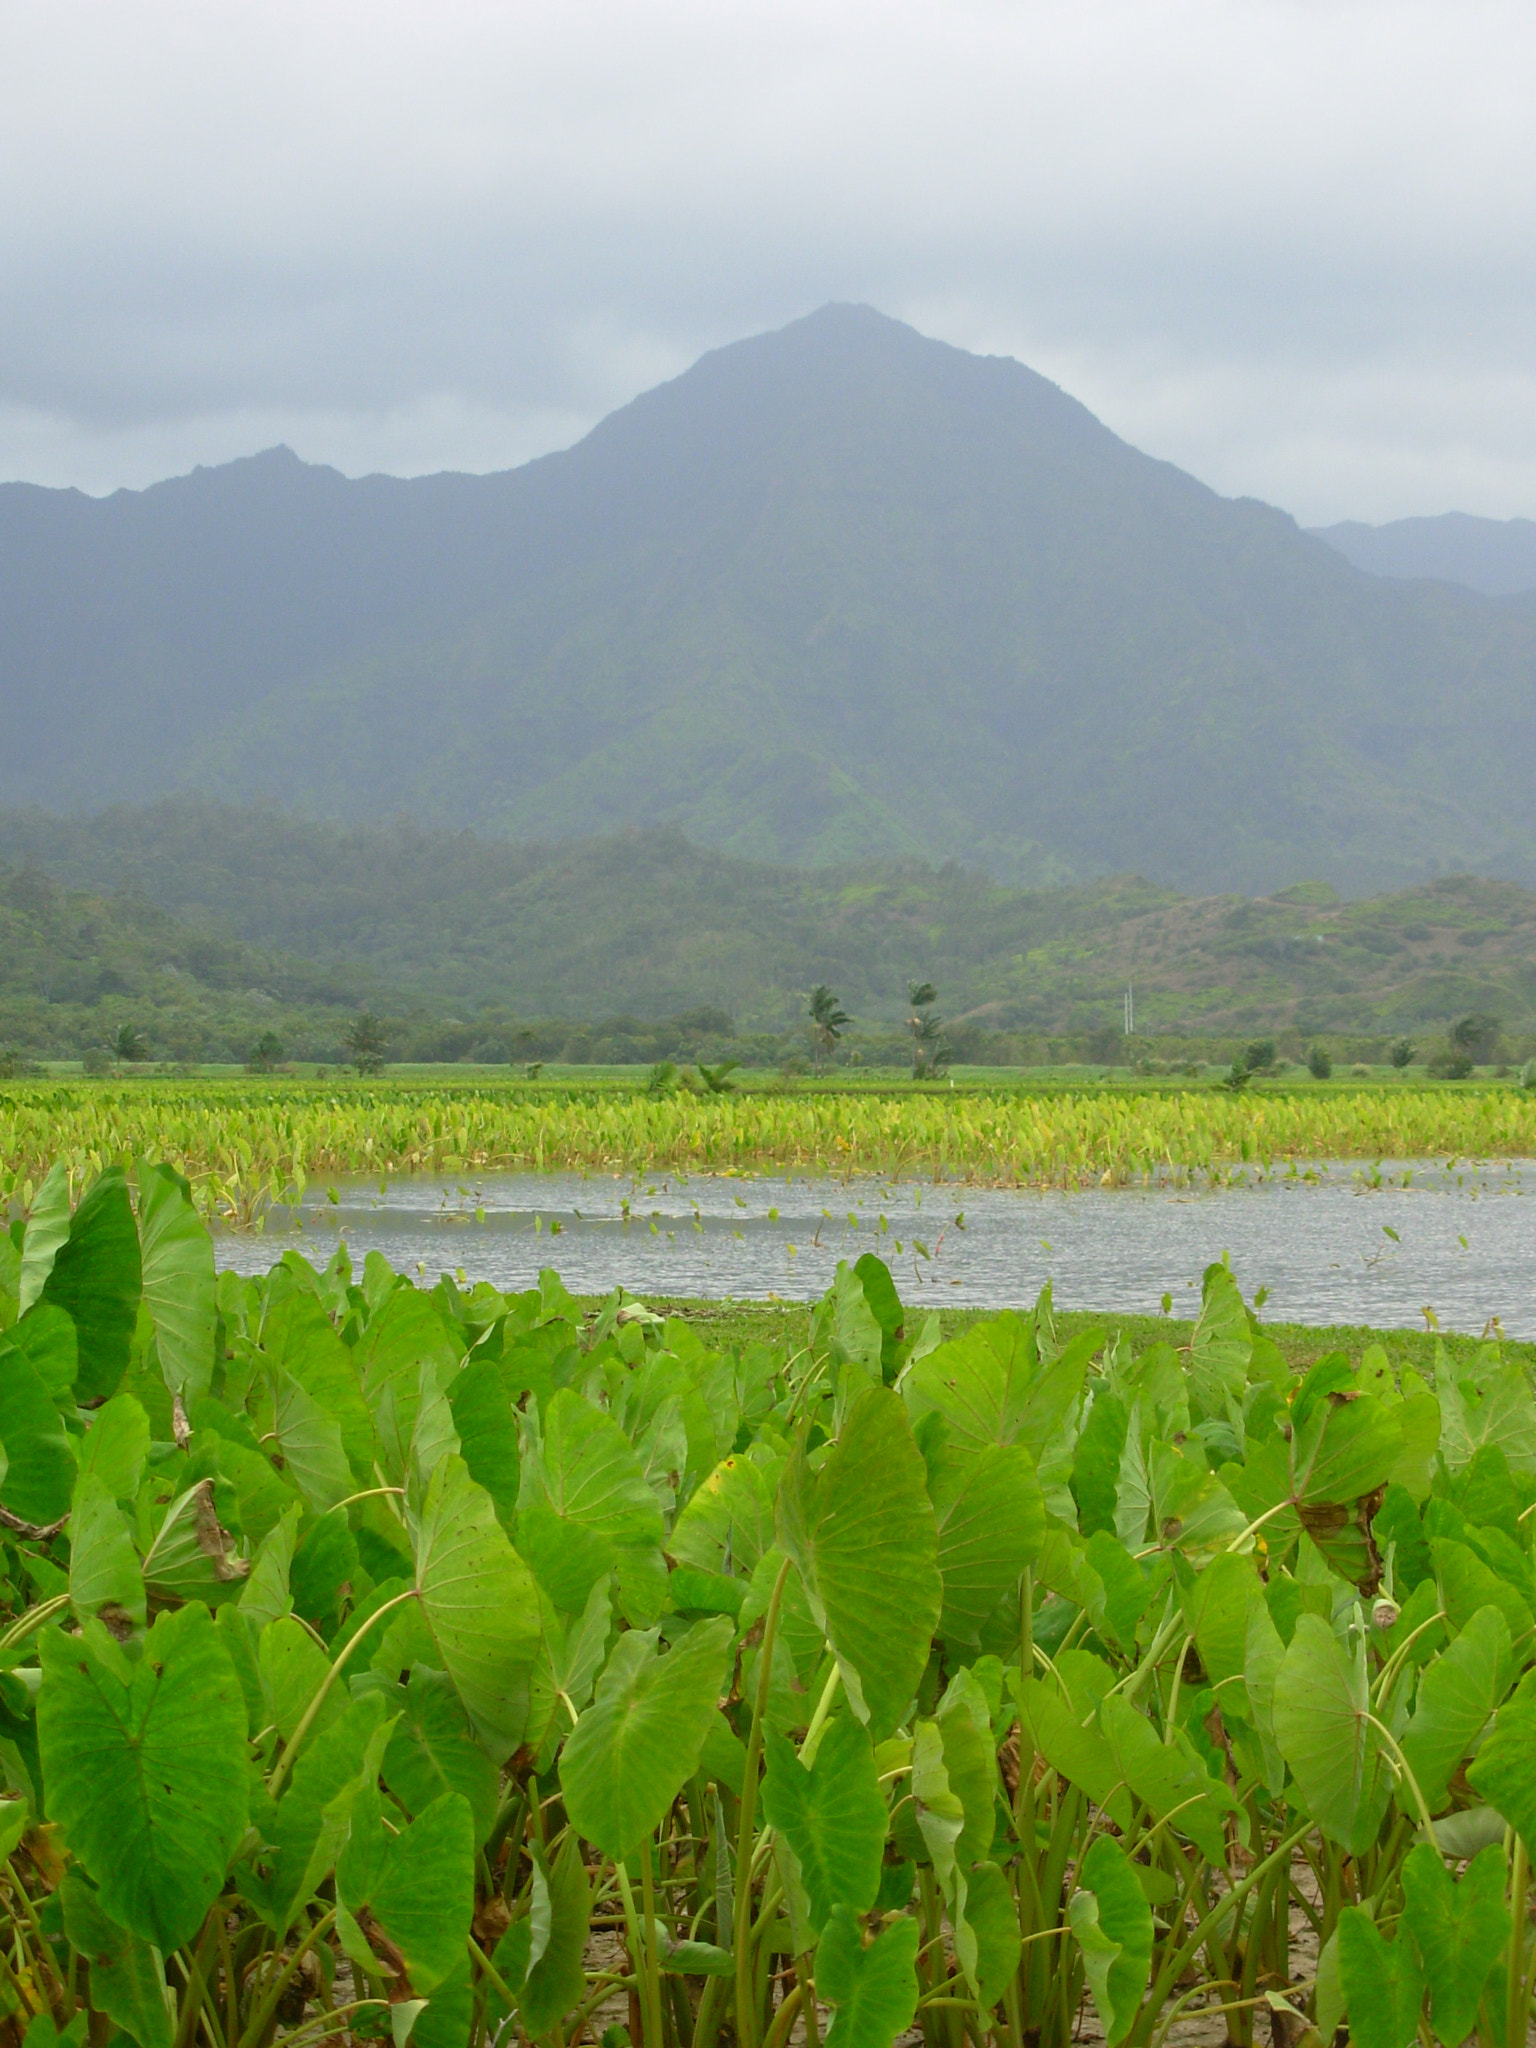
635, 1294, 1532, 1375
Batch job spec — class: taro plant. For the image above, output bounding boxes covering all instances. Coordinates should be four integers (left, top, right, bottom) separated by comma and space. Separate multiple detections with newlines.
1, 1167, 1535, 2048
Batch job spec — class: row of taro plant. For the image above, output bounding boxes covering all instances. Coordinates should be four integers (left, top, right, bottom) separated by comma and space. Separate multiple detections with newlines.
5, 1080, 1536, 1205
0, 1166, 1535, 2048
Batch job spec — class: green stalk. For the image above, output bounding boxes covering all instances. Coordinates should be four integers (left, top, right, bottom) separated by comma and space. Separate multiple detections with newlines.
1507, 1832, 1528, 2048
234, 1908, 337, 2048
641, 1845, 667, 2048
799, 1663, 843, 1764
734, 1555, 791, 2048
267, 1587, 419, 1796
1127, 1820, 1311, 2048
796, 1953, 821, 2048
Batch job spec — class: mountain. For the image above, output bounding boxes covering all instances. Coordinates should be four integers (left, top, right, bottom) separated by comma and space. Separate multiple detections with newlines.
5, 305, 1536, 894
2, 800, 1534, 1046
1313, 513, 1536, 596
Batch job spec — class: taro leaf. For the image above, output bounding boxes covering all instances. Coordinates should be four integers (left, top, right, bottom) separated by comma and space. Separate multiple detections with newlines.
826, 1261, 883, 1380
1083, 1530, 1151, 1650
1183, 1552, 1262, 1696
42, 1167, 142, 1402
239, 1515, 303, 1622
262, 1292, 375, 1481
1466, 1693, 1536, 1856
909, 1712, 966, 1884
1400, 1604, 1510, 1813
1188, 1264, 1250, 1419
1068, 1836, 1153, 2047
1013, 1676, 1133, 1831
413, 1454, 542, 1762
77, 1392, 151, 1502
39, 1606, 247, 1952
406, 1364, 460, 1506
1072, 1390, 1129, 1538
935, 1668, 998, 1869
669, 1452, 778, 1579
411, 1957, 473, 2048
445, 1358, 521, 1521
270, 1369, 353, 1515
901, 1315, 1038, 1454
68, 1473, 145, 1630
927, 1436, 1044, 1646
1400, 1841, 1510, 2048
136, 1163, 216, 1401
290, 1509, 360, 1633
519, 1834, 592, 2036
0, 1339, 76, 1525
515, 1388, 663, 1615
854, 1252, 904, 1381
1148, 1441, 1247, 1553
776, 1386, 941, 1740
18, 1163, 71, 1318
815, 1903, 920, 2048
1432, 1537, 1535, 1653
559, 1616, 734, 1859
965, 1860, 1022, 2011
1291, 1392, 1404, 1507
141, 1479, 249, 1607
1438, 1361, 1536, 1476
240, 1692, 395, 1933
762, 1714, 886, 1932
11, 1304, 77, 1403
1272, 1614, 1392, 1855
59, 1873, 172, 2048
383, 1666, 500, 1846
260, 1615, 343, 1748
363, 1791, 475, 1996
1100, 1693, 1237, 1865
1337, 1906, 1425, 2048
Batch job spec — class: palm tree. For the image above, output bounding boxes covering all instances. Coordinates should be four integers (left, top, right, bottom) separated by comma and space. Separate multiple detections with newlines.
907, 982, 950, 1079
808, 985, 850, 1073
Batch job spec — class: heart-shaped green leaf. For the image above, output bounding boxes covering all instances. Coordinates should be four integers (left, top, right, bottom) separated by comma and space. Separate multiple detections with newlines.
559, 1617, 733, 1859
815, 1904, 920, 2048
1400, 1842, 1509, 2047
1337, 1906, 1424, 2048
777, 1386, 941, 1739
762, 1714, 886, 1933
39, 1606, 247, 1952
1273, 1614, 1392, 1855
413, 1454, 542, 1762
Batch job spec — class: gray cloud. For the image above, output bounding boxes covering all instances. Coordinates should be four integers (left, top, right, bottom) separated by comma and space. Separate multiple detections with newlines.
1, 0, 1533, 519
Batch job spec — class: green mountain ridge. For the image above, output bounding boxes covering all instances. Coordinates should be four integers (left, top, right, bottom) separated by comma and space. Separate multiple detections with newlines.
4, 306, 1536, 893
3, 801, 1535, 1052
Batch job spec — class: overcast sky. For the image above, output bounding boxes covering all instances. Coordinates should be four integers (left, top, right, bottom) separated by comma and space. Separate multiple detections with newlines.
2, 0, 1533, 523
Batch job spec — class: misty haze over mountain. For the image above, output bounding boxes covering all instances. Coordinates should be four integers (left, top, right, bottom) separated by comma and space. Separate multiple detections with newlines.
3, 306, 1535, 899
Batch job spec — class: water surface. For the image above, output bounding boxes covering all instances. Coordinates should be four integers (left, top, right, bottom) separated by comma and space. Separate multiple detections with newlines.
213, 1160, 1536, 1338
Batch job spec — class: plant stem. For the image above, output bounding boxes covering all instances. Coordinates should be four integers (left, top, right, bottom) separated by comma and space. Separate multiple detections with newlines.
1508, 1832, 1528, 2048
1129, 1821, 1312, 2048
734, 1555, 791, 2048
641, 1846, 667, 2048
267, 1587, 419, 1796
800, 1664, 843, 1765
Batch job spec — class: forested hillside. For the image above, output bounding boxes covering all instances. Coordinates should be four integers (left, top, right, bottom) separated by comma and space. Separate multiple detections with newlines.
5, 307, 1536, 892
3, 801, 1535, 1048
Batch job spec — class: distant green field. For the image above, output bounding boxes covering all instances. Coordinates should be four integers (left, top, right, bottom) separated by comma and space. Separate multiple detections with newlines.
3, 1072, 1533, 1211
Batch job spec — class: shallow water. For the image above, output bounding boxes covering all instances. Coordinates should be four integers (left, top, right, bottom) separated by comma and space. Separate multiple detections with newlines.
213, 1159, 1536, 1338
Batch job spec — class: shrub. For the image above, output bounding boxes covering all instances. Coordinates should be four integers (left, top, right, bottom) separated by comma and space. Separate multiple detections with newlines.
1306, 1043, 1332, 1079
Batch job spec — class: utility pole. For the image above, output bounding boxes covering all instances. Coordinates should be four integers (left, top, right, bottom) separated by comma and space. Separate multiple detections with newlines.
1123, 984, 1134, 1035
